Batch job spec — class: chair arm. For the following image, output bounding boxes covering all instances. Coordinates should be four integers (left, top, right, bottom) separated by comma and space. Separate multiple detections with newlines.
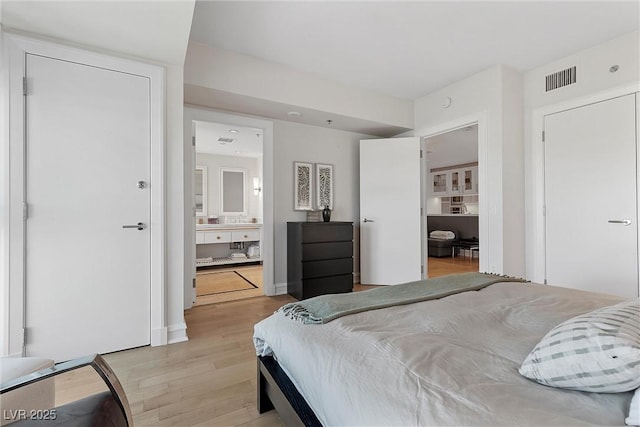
0, 354, 132, 427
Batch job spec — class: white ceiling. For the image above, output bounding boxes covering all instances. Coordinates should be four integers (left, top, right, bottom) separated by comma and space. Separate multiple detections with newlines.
195, 121, 263, 158
426, 125, 478, 170
1, 1, 195, 65
190, 1, 640, 100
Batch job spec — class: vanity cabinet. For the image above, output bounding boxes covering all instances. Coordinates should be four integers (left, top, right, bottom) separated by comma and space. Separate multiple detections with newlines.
196, 224, 262, 267
287, 222, 354, 300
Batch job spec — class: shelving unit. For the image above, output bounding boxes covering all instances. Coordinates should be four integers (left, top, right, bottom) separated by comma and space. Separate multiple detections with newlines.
196, 224, 262, 268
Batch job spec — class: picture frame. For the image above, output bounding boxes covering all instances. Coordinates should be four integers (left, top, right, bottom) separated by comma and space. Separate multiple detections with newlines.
315, 163, 334, 210
294, 161, 314, 211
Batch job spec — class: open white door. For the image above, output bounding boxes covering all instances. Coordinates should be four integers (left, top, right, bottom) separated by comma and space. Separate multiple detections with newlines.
360, 137, 423, 285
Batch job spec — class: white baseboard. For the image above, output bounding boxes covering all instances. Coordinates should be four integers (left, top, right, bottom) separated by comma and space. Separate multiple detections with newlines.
274, 282, 287, 295
167, 322, 188, 344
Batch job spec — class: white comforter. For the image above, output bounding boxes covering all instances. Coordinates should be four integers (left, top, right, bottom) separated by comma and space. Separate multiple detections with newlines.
254, 282, 632, 426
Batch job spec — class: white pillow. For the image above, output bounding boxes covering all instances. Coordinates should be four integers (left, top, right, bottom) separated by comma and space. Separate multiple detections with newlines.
519, 299, 640, 393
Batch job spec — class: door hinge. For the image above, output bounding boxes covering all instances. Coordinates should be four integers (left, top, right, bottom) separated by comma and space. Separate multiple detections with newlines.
421, 207, 423, 216
22, 328, 28, 346
23, 202, 29, 221
542, 130, 545, 142
23, 77, 28, 96
542, 205, 546, 216
192, 136, 196, 147
421, 265, 424, 274
420, 149, 423, 158
192, 278, 196, 288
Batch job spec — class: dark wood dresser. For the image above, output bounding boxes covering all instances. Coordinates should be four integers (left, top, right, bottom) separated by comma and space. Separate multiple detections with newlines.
287, 222, 354, 300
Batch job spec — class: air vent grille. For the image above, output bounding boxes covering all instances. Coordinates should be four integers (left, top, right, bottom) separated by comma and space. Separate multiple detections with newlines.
545, 66, 576, 92
217, 137, 234, 144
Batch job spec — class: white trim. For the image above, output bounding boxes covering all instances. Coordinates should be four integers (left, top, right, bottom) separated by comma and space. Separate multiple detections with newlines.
417, 112, 493, 274
275, 282, 288, 295
528, 83, 640, 284
1, 32, 166, 355
167, 322, 188, 344
183, 106, 275, 303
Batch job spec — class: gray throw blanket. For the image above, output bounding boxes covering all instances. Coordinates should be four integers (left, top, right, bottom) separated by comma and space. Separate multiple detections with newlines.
278, 272, 527, 324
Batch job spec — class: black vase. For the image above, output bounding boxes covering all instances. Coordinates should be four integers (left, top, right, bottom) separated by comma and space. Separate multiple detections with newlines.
322, 205, 331, 222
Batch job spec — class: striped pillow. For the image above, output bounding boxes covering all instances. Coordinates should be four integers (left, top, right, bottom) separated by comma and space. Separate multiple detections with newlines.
519, 299, 640, 393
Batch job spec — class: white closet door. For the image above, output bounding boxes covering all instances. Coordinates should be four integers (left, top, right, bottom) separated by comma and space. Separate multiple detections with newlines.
544, 94, 638, 298
25, 53, 151, 361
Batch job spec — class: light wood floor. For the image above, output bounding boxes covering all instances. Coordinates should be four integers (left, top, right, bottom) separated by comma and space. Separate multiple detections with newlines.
195, 265, 264, 306
56, 294, 295, 426
428, 254, 479, 278
54, 263, 473, 425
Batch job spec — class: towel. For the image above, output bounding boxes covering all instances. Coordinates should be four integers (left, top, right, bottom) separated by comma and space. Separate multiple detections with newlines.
429, 230, 455, 240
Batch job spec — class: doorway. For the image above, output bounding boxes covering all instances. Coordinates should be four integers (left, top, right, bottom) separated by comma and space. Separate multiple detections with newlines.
193, 120, 264, 305
424, 124, 480, 278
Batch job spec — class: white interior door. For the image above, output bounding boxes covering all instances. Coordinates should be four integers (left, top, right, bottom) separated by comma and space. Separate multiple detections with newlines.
544, 94, 638, 298
25, 53, 151, 361
360, 137, 423, 285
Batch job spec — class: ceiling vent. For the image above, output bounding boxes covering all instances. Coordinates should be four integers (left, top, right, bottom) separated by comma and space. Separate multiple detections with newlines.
217, 137, 234, 144
545, 66, 576, 92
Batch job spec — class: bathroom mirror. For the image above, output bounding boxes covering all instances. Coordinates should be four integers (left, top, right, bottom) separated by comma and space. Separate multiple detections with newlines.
195, 165, 207, 216
220, 167, 247, 215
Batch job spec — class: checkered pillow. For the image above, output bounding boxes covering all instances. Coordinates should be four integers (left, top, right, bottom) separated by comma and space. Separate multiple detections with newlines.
519, 299, 640, 393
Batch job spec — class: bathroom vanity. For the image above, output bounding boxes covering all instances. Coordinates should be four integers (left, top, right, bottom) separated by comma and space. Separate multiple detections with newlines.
196, 223, 262, 267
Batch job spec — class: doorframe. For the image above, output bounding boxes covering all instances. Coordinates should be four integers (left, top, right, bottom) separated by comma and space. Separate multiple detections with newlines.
183, 106, 275, 306
419, 112, 489, 274
528, 83, 640, 284
1, 33, 166, 356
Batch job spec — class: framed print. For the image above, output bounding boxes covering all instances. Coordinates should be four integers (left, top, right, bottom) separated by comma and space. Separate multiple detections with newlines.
316, 163, 334, 209
294, 162, 313, 210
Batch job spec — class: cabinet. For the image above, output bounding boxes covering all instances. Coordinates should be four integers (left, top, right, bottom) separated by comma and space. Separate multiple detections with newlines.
431, 165, 477, 196
196, 225, 262, 267
287, 222, 353, 300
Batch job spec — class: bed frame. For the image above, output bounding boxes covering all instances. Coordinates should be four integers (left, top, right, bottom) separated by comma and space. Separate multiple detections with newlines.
257, 356, 321, 427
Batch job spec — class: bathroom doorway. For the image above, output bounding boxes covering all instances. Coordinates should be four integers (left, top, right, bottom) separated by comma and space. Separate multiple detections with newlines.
193, 120, 264, 305
424, 124, 480, 278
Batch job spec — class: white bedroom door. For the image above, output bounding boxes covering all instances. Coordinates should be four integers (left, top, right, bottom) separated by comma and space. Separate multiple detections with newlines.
360, 137, 423, 285
25, 53, 151, 361
544, 93, 638, 298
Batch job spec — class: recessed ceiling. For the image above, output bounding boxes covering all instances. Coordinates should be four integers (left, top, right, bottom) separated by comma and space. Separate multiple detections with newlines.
426, 125, 478, 170
190, 1, 639, 100
195, 121, 263, 158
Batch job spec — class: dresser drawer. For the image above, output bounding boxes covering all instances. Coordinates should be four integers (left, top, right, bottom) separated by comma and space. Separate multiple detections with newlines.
231, 229, 260, 242
300, 223, 352, 243
302, 241, 353, 261
302, 257, 352, 279
196, 231, 206, 244
300, 274, 353, 299
203, 231, 232, 244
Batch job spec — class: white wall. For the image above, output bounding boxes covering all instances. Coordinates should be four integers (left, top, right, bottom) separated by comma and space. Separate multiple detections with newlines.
184, 42, 413, 130
196, 153, 261, 222
414, 65, 525, 277
524, 30, 640, 282
272, 120, 371, 290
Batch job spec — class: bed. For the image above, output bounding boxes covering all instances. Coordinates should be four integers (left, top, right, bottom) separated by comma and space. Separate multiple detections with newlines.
254, 274, 637, 426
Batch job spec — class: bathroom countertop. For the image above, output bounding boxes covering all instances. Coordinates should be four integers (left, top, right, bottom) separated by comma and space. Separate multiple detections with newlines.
196, 223, 262, 230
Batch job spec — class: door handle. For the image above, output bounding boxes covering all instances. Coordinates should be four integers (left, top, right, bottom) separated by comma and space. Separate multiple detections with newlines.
122, 222, 146, 230
362, 218, 375, 223
608, 219, 632, 226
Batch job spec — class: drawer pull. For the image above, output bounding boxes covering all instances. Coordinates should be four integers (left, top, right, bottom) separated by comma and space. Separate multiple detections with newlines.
244, 235, 248, 238
216, 236, 221, 240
